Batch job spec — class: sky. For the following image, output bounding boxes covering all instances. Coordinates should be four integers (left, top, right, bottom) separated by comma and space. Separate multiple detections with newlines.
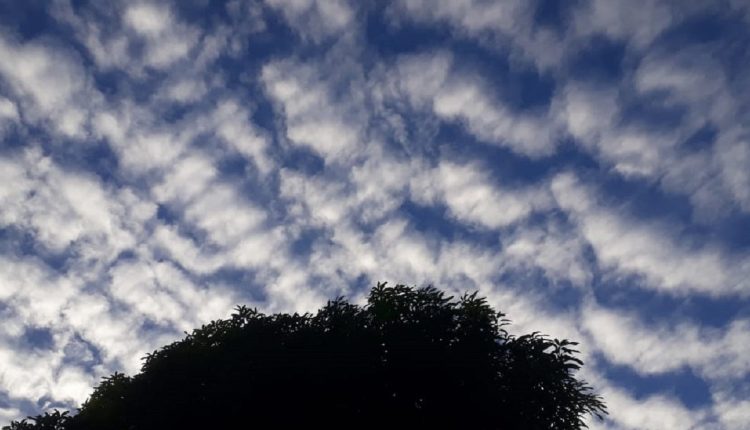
0, 0, 749, 428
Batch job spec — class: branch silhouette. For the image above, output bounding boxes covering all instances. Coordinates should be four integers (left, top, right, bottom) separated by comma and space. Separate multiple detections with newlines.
4, 283, 606, 430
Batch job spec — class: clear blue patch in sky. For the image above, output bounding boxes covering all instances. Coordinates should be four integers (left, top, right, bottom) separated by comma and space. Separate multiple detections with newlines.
716, 214, 750, 252
282, 146, 326, 176
567, 36, 627, 83
680, 123, 717, 153
0, 0, 57, 41
0, 391, 12, 409
0, 227, 72, 272
21, 327, 55, 351
202, 268, 267, 305
619, 91, 690, 131
400, 199, 501, 249
500, 268, 586, 313
366, 1, 555, 113
365, 5, 452, 56
533, 0, 580, 34
444, 44, 556, 111
214, 151, 257, 184
156, 204, 181, 225
289, 226, 327, 259
595, 171, 694, 225
657, 12, 728, 46
438, 123, 600, 187
602, 360, 713, 409
592, 278, 749, 328
62, 334, 103, 369
47, 138, 121, 185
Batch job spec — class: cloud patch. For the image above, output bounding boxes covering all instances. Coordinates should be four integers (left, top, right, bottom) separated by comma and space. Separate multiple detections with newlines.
1, 1, 748, 429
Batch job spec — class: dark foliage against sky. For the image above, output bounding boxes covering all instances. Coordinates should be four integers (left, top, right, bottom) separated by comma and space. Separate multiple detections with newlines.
5, 284, 605, 430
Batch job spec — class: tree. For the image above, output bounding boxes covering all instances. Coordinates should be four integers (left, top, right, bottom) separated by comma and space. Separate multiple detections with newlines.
4, 283, 606, 429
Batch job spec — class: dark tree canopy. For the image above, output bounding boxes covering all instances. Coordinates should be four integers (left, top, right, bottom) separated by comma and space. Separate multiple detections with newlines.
4, 283, 606, 430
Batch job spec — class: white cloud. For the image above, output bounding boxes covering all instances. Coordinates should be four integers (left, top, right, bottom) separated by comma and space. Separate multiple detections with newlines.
61, 293, 134, 367
151, 224, 221, 275
152, 154, 218, 204
124, 3, 173, 37
411, 160, 551, 229
349, 150, 414, 223
50, 367, 97, 406
262, 58, 365, 163
391, 0, 527, 35
635, 47, 737, 146
0, 38, 83, 112
280, 168, 352, 226
390, 52, 558, 157
583, 303, 750, 381
554, 45, 750, 221
503, 221, 593, 286
0, 257, 91, 405
211, 100, 273, 173
54, 1, 201, 74
265, 0, 355, 41
553, 83, 672, 179
551, 172, 750, 296
94, 106, 189, 175
152, 154, 281, 274
277, 155, 535, 307
0, 406, 23, 425
432, 80, 555, 156
123, 2, 200, 69
389, 0, 575, 71
183, 183, 267, 246
0, 96, 19, 121
0, 34, 95, 137
572, 0, 675, 48
0, 255, 77, 327
0, 149, 151, 264
716, 133, 750, 213
713, 393, 750, 430
109, 259, 236, 331
150, 157, 265, 249
0, 342, 65, 403
554, 84, 618, 146
161, 77, 208, 103
598, 386, 707, 430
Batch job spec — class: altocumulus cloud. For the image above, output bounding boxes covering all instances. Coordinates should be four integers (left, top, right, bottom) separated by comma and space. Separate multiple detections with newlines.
0, 1, 749, 428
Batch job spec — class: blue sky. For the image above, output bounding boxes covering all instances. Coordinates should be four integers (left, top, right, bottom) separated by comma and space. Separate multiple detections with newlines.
0, 0, 749, 428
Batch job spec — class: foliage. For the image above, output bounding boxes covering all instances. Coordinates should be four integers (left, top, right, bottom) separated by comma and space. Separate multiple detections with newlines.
3, 410, 69, 430
4, 283, 606, 429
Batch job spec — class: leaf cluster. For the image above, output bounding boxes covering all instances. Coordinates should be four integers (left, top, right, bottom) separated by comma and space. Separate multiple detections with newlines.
4, 283, 606, 430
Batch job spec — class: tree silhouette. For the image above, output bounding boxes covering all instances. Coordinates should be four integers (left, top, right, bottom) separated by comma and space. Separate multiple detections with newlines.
4, 283, 606, 429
